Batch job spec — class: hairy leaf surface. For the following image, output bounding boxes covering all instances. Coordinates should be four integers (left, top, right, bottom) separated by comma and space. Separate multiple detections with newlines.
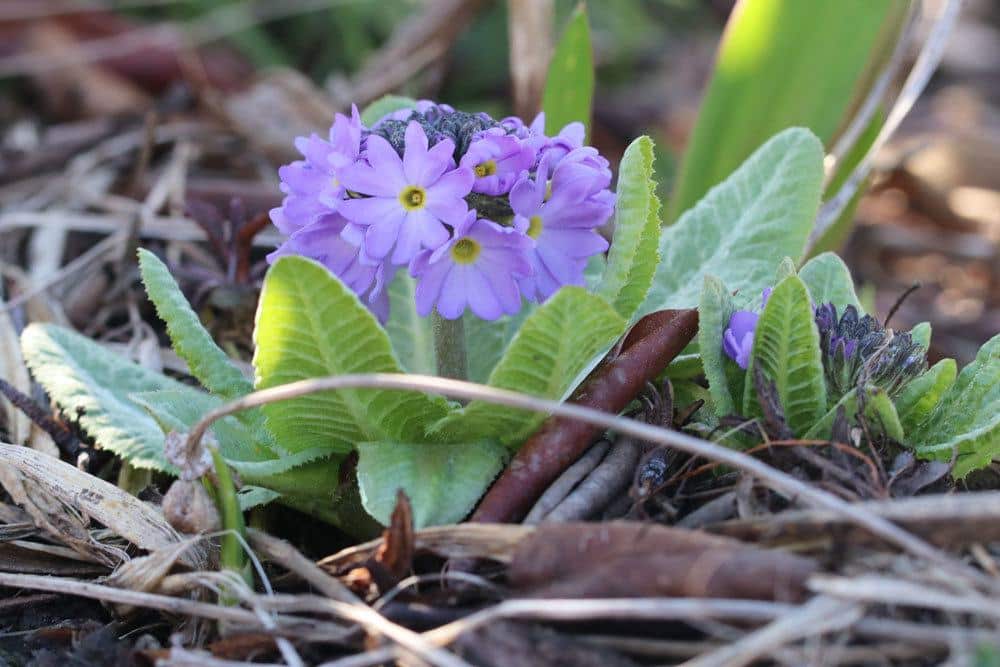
139, 249, 252, 399
894, 359, 957, 435
743, 275, 826, 435
431, 287, 625, 447
598, 135, 661, 321
21, 324, 188, 471
799, 252, 862, 312
254, 257, 451, 453
642, 128, 824, 314
699, 275, 739, 415
357, 440, 507, 528
911, 335, 1000, 477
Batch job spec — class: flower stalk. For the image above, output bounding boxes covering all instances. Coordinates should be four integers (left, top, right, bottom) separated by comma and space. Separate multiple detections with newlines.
432, 310, 469, 381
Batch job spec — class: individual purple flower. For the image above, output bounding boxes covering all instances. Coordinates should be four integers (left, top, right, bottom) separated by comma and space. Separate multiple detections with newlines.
722, 289, 773, 369
722, 311, 758, 370
339, 121, 474, 265
269, 106, 362, 236
410, 212, 532, 320
527, 112, 586, 169
266, 213, 391, 322
510, 154, 613, 302
459, 133, 534, 195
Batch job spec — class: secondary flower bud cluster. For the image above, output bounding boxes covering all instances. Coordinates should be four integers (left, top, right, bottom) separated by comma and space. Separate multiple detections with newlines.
722, 292, 928, 404
268, 101, 615, 321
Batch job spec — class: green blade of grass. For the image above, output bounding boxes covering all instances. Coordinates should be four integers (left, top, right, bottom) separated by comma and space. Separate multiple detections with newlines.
667, 0, 908, 223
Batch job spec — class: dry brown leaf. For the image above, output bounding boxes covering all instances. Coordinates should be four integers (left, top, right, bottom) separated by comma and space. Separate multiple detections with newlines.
0, 443, 208, 568
374, 489, 415, 584
509, 522, 817, 602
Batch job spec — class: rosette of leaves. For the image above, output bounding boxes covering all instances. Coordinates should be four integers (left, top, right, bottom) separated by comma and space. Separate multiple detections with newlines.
698, 254, 1000, 476
20, 104, 838, 532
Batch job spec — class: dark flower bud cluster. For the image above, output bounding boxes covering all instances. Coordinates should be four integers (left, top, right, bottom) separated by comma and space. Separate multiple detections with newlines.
813, 303, 928, 398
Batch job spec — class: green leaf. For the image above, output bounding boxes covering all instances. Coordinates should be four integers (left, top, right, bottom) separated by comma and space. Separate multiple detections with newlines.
253, 257, 451, 453
384, 273, 436, 375
641, 128, 825, 314
237, 486, 281, 511
699, 275, 739, 415
360, 95, 416, 126
773, 257, 797, 283
542, 3, 593, 136
798, 252, 863, 312
138, 249, 253, 400
743, 275, 827, 435
431, 287, 625, 447
894, 359, 957, 434
132, 388, 358, 531
804, 386, 903, 441
129, 390, 326, 478
910, 322, 931, 350
667, 0, 909, 222
597, 135, 661, 320
356, 440, 507, 528
910, 335, 1000, 477
21, 324, 189, 471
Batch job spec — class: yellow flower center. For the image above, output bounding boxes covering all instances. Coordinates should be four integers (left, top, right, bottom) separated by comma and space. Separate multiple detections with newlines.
399, 186, 427, 210
474, 160, 498, 178
451, 238, 481, 264
526, 215, 543, 239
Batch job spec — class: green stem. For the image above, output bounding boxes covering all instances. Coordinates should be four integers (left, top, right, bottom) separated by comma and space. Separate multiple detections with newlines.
432, 311, 469, 381
208, 446, 252, 594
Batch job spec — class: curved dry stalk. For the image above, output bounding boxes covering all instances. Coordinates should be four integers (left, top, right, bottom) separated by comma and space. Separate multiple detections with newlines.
182, 373, 991, 590
808, 0, 963, 250
422, 598, 796, 645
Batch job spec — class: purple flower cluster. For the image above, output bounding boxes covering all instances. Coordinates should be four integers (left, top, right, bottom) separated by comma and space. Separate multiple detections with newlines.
268, 102, 615, 321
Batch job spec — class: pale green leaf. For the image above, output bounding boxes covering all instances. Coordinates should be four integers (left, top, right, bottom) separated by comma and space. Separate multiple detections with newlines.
894, 359, 957, 434
597, 135, 661, 320
360, 95, 416, 126
237, 486, 281, 511
798, 252, 862, 312
743, 275, 827, 435
542, 3, 593, 136
774, 257, 797, 282
129, 390, 328, 478
911, 335, 1000, 477
641, 128, 825, 314
910, 322, 931, 350
699, 275, 739, 415
253, 257, 451, 453
384, 273, 436, 375
138, 249, 252, 399
431, 287, 625, 447
357, 440, 507, 528
21, 324, 188, 471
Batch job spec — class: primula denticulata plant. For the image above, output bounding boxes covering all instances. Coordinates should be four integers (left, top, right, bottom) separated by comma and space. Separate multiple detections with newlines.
21, 96, 1000, 535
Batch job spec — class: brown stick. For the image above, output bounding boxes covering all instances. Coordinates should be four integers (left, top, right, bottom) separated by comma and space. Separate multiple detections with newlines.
471, 308, 699, 524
